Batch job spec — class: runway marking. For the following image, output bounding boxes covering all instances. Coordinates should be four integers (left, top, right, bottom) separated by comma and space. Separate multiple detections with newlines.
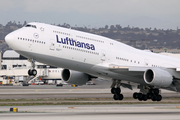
68, 106, 74, 109
155, 106, 180, 109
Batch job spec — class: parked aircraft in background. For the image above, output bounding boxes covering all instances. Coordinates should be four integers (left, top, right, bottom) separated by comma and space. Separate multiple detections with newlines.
5, 22, 180, 101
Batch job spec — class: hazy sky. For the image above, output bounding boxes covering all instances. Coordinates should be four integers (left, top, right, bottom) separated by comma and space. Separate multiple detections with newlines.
0, 0, 180, 29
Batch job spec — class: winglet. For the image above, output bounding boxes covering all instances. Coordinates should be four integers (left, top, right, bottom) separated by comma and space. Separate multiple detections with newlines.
176, 68, 180, 71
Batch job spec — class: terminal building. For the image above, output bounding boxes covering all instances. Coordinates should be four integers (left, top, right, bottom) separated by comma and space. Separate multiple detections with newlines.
2, 50, 47, 70
0, 50, 62, 85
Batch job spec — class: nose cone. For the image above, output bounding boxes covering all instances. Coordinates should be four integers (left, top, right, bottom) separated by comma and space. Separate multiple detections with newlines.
5, 33, 14, 47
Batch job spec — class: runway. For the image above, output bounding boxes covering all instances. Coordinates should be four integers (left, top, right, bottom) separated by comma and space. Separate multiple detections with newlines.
1, 104, 180, 120
1, 85, 180, 119
0, 85, 180, 99
0, 84, 180, 106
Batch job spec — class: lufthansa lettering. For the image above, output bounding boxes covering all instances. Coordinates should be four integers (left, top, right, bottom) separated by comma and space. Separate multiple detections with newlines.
56, 35, 95, 50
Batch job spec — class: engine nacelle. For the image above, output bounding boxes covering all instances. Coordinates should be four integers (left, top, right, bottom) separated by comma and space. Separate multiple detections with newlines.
61, 69, 90, 85
143, 68, 173, 87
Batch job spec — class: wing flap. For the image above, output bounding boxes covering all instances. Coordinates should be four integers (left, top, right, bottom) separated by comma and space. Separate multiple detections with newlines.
109, 64, 149, 72
109, 64, 147, 77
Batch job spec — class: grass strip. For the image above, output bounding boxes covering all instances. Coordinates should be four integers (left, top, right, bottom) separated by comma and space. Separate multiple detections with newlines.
0, 97, 180, 106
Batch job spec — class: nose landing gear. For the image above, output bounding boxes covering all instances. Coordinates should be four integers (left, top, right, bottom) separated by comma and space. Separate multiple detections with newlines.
28, 59, 37, 76
28, 69, 37, 76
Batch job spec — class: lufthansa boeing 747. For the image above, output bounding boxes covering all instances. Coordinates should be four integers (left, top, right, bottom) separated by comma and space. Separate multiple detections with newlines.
5, 22, 180, 101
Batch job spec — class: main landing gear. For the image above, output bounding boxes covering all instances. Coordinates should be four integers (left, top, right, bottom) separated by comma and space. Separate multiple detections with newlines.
28, 59, 37, 76
111, 79, 124, 100
133, 88, 162, 101
110, 80, 162, 102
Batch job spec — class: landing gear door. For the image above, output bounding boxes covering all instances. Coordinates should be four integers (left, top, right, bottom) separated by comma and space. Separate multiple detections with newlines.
50, 39, 55, 50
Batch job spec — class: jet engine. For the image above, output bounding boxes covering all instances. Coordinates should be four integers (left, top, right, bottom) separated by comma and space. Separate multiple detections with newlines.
61, 69, 90, 85
143, 68, 173, 87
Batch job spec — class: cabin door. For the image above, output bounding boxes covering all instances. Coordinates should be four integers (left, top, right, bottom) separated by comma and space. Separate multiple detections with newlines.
50, 39, 55, 50
101, 50, 106, 61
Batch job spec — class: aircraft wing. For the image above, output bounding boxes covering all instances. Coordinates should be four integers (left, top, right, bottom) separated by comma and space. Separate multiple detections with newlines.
91, 63, 150, 80
92, 63, 180, 87
107, 64, 180, 92
108, 64, 149, 77
109, 64, 180, 74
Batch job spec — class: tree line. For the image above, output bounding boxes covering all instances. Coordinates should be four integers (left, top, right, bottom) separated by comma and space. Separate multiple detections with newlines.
0, 21, 180, 52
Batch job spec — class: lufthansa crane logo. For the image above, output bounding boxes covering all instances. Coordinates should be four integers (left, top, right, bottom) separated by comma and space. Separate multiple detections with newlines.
33, 33, 39, 39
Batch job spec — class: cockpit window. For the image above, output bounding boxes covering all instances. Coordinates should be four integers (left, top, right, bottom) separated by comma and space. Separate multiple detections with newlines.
25, 24, 37, 28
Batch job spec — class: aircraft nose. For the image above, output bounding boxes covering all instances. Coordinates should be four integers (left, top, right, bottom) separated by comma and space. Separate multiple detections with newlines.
5, 33, 14, 46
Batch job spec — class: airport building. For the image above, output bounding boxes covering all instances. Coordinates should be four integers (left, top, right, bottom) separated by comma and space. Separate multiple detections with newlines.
152, 48, 180, 54
2, 50, 47, 70
0, 50, 62, 85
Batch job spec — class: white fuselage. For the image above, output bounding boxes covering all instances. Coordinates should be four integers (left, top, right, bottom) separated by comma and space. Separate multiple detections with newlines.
5, 22, 180, 85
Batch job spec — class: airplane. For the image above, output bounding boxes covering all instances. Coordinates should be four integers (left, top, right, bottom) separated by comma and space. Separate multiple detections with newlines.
5, 22, 180, 102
